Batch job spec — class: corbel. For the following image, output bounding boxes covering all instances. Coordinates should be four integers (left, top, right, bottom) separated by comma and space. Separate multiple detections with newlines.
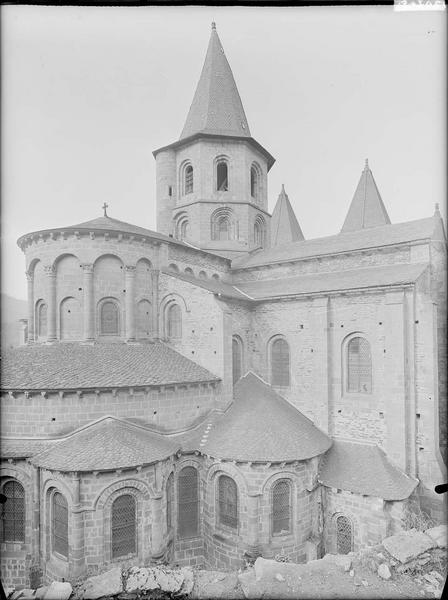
89, 231, 95, 240
117, 233, 123, 242
104, 233, 109, 241
24, 391, 30, 399
136, 465, 143, 473
58, 390, 65, 400
115, 469, 122, 476
76, 390, 83, 399
40, 391, 47, 399
111, 389, 118, 398
8, 391, 15, 400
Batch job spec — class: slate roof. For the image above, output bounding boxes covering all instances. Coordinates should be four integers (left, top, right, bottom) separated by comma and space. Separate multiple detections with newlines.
231, 216, 442, 270
180, 24, 251, 140
341, 161, 391, 233
271, 185, 304, 246
233, 263, 428, 300
1, 342, 220, 391
1, 438, 55, 459
318, 440, 418, 500
199, 372, 332, 462
162, 269, 248, 301
30, 417, 179, 471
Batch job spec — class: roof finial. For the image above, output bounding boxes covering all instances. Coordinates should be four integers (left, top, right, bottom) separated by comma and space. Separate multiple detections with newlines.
102, 202, 109, 217
281, 183, 286, 193
364, 158, 369, 170
211, 21, 216, 30
434, 202, 441, 217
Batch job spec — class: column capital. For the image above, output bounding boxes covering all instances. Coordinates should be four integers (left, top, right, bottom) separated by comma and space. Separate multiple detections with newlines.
124, 265, 136, 273
81, 263, 94, 273
44, 265, 56, 277
25, 271, 34, 282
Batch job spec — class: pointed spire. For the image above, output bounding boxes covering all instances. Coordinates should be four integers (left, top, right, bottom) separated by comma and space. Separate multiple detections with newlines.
341, 160, 391, 233
180, 24, 251, 140
271, 185, 305, 247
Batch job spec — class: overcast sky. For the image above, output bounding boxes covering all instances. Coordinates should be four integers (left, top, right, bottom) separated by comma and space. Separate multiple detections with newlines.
2, 5, 445, 300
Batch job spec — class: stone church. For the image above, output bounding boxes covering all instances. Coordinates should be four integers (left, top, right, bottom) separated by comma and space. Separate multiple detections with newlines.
1, 23, 446, 589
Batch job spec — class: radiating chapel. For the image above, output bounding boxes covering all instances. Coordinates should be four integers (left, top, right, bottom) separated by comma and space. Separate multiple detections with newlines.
1, 23, 446, 589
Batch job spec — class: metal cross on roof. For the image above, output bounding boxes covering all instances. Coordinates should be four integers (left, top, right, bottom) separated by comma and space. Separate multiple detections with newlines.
102, 202, 109, 217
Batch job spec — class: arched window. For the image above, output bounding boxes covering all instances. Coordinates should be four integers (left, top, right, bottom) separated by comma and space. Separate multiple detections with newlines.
184, 267, 194, 276
254, 216, 266, 248
111, 494, 136, 559
167, 303, 182, 339
52, 492, 68, 558
36, 302, 47, 339
347, 337, 372, 393
217, 217, 230, 241
179, 220, 189, 241
251, 164, 260, 200
0, 480, 25, 542
272, 480, 291, 535
216, 161, 228, 191
166, 473, 174, 530
232, 336, 243, 384
137, 299, 152, 338
271, 338, 290, 387
336, 515, 353, 554
100, 300, 119, 336
178, 467, 199, 538
218, 475, 238, 529
184, 165, 193, 195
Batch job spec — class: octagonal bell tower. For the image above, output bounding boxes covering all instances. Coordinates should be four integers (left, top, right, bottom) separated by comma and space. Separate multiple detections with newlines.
153, 23, 275, 257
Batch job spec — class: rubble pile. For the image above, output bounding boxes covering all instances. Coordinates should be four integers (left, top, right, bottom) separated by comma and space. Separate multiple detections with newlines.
4, 525, 446, 600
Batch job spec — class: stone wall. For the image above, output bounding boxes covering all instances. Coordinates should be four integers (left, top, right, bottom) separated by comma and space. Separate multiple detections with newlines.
1, 383, 222, 438
323, 487, 387, 554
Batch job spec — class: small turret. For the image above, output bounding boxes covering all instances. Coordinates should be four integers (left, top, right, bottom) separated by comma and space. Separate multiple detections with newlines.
341, 160, 391, 233
270, 185, 304, 246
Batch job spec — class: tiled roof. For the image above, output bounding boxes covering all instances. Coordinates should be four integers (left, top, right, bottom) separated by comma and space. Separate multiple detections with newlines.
1, 438, 55, 459
318, 440, 418, 500
162, 269, 248, 301
30, 417, 179, 471
180, 24, 251, 140
231, 216, 441, 270
271, 185, 304, 246
341, 161, 391, 233
1, 342, 220, 391
234, 263, 428, 300
199, 372, 331, 462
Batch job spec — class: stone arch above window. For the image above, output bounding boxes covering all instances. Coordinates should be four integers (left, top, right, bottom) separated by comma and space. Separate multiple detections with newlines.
218, 475, 238, 530
52, 491, 68, 559
250, 162, 262, 201
177, 466, 199, 539
271, 479, 292, 536
232, 335, 243, 384
211, 208, 236, 242
111, 494, 137, 559
168, 263, 180, 273
212, 273, 220, 281
99, 298, 120, 336
181, 162, 194, 195
60, 296, 82, 341
136, 299, 152, 339
174, 212, 190, 242
135, 259, 152, 296
198, 270, 207, 280
345, 334, 372, 394
0, 478, 25, 543
184, 267, 194, 276
269, 336, 290, 387
36, 300, 47, 340
254, 215, 266, 248
215, 157, 229, 192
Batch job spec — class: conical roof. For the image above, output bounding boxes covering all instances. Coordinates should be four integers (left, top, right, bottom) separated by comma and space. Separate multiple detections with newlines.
180, 23, 251, 140
271, 185, 304, 246
200, 372, 331, 462
341, 160, 391, 233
